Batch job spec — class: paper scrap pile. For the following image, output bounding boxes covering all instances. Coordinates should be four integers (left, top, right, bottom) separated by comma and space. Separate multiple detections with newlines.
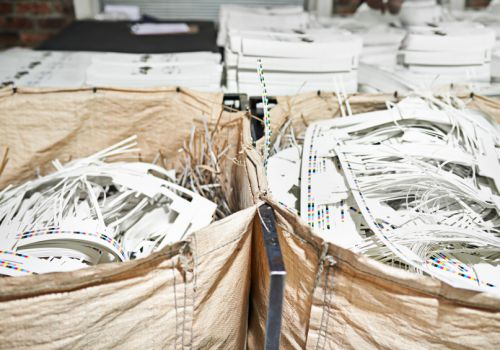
0, 137, 216, 276
267, 96, 500, 294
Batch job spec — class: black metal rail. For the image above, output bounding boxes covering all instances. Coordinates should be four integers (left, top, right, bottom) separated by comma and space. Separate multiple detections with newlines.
223, 93, 286, 350
258, 204, 286, 350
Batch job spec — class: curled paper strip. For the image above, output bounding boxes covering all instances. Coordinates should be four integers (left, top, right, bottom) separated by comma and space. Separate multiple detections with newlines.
0, 136, 217, 276
269, 96, 500, 293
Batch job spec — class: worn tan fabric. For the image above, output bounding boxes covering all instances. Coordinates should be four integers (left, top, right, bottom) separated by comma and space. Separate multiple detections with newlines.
0, 87, 256, 349
0, 87, 228, 188
244, 92, 500, 349
0, 207, 256, 350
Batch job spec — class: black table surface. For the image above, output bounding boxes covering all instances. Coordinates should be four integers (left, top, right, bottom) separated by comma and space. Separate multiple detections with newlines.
37, 20, 218, 53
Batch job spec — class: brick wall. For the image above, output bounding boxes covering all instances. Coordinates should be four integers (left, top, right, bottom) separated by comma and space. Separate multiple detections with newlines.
0, 0, 74, 49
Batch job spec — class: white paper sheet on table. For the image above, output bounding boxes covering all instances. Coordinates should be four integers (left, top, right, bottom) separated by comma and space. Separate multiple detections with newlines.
130, 23, 191, 35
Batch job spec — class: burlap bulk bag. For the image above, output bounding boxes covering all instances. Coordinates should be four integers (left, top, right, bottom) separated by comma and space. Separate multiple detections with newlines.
244, 92, 500, 349
0, 87, 257, 349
